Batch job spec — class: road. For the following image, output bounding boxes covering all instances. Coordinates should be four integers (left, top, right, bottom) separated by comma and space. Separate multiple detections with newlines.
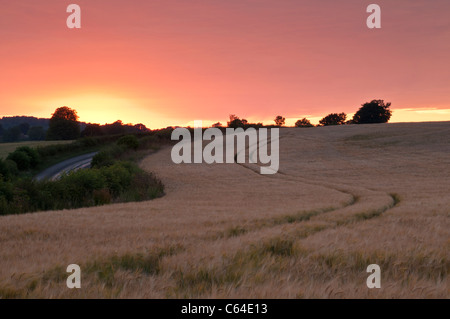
34, 152, 98, 181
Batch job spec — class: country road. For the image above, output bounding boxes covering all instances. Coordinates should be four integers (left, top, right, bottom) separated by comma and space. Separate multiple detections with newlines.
34, 152, 98, 181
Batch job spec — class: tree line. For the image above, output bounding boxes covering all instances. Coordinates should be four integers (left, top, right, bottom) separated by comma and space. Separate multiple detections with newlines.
214, 99, 392, 128
0, 107, 150, 143
0, 99, 392, 143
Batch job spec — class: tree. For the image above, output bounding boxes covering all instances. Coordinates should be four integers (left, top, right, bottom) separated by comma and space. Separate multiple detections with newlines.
81, 123, 104, 137
295, 118, 314, 128
46, 106, 80, 140
103, 120, 125, 135
2, 126, 22, 142
28, 126, 46, 141
274, 115, 285, 127
352, 100, 392, 124
19, 123, 30, 135
212, 122, 222, 128
133, 123, 149, 132
117, 135, 139, 150
319, 113, 347, 126
227, 114, 248, 128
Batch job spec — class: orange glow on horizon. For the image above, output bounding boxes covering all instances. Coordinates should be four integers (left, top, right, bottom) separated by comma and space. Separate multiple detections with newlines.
1, 1, 450, 129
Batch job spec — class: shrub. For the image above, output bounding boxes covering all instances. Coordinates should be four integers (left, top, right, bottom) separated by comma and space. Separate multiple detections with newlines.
91, 144, 125, 168
100, 162, 134, 196
78, 137, 99, 148
7, 150, 31, 170
117, 135, 139, 150
0, 159, 19, 180
295, 118, 314, 128
91, 151, 115, 168
274, 115, 285, 127
319, 113, 347, 126
352, 100, 392, 124
138, 135, 159, 150
59, 169, 106, 206
15, 146, 41, 168
0, 180, 15, 202
93, 189, 112, 205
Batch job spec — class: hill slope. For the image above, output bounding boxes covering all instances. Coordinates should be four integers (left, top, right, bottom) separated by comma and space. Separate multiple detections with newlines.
0, 122, 448, 298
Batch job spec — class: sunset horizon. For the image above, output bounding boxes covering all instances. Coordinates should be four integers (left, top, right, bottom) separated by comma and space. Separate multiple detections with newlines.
2, 1, 450, 129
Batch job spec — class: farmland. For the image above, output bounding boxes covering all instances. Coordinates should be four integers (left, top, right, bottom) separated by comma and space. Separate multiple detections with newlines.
0, 122, 448, 298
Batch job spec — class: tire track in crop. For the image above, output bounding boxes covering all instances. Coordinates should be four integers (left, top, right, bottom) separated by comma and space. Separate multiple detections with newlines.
231, 130, 399, 240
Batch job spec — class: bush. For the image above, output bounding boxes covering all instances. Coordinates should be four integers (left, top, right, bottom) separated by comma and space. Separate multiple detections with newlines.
91, 151, 115, 168
117, 135, 139, 150
0, 180, 15, 202
7, 150, 31, 170
91, 145, 125, 168
352, 100, 392, 124
121, 171, 164, 202
93, 189, 112, 206
100, 162, 134, 196
138, 135, 159, 150
319, 113, 347, 126
15, 146, 41, 168
295, 118, 314, 128
274, 116, 285, 127
0, 135, 165, 214
0, 159, 18, 180
28, 126, 46, 141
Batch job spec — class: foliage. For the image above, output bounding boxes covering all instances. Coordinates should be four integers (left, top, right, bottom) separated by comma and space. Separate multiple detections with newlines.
28, 126, 46, 141
0, 159, 18, 180
319, 113, 347, 126
2, 126, 22, 142
117, 135, 139, 150
227, 114, 248, 128
6, 145, 42, 171
274, 115, 285, 127
7, 150, 31, 170
0, 161, 164, 215
46, 106, 81, 141
352, 100, 392, 124
295, 118, 314, 128
81, 123, 104, 137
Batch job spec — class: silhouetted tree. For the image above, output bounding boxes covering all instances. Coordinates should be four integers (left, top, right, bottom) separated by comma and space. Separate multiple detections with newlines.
319, 113, 347, 126
133, 123, 149, 132
81, 123, 104, 137
352, 100, 392, 124
46, 106, 80, 140
103, 120, 125, 135
19, 123, 30, 135
295, 118, 314, 128
28, 126, 46, 141
274, 115, 285, 127
212, 122, 222, 128
227, 115, 248, 128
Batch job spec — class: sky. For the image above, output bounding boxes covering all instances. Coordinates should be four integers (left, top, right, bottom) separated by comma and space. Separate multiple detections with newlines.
1, 0, 450, 128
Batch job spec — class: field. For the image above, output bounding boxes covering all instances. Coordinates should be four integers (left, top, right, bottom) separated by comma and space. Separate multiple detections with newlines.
0, 122, 448, 298
0, 140, 73, 159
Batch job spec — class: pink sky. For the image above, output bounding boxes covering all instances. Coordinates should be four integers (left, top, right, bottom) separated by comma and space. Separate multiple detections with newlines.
1, 0, 450, 128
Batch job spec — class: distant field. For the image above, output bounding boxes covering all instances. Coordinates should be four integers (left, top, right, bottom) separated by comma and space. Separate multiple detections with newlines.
0, 140, 73, 159
0, 122, 448, 298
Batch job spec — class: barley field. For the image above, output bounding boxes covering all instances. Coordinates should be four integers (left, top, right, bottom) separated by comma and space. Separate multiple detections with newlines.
0, 122, 448, 298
